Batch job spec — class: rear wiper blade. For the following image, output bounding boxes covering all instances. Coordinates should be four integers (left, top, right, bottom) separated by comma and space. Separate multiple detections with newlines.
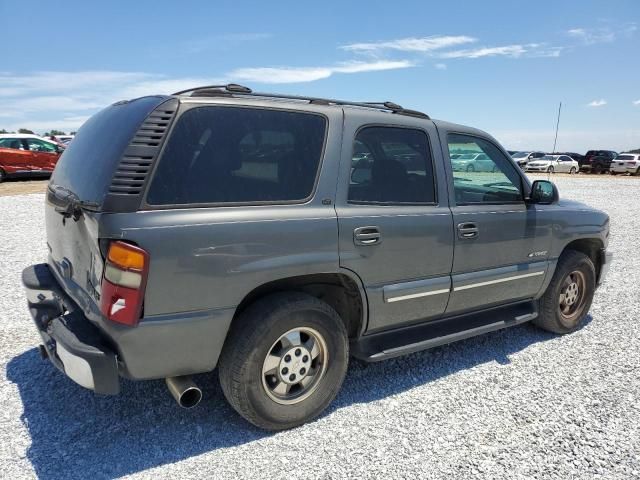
49, 184, 100, 220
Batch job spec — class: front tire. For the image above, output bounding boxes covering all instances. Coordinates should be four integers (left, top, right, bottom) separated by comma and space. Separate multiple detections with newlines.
466, 164, 475, 172
548, 166, 554, 173
533, 250, 596, 334
0, 168, 6, 183
569, 167, 577, 174
218, 292, 348, 430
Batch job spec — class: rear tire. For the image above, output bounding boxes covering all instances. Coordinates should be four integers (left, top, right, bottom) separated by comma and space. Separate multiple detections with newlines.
0, 168, 5, 183
635, 167, 640, 176
593, 164, 602, 174
533, 250, 596, 334
218, 292, 349, 431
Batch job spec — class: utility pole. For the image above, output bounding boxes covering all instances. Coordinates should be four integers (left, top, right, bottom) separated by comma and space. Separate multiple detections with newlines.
552, 102, 562, 153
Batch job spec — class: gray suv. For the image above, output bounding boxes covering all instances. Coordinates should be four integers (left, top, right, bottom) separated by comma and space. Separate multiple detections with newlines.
22, 84, 612, 430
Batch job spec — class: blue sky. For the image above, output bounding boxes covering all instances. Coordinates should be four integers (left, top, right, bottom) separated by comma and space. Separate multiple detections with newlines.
1, 0, 638, 151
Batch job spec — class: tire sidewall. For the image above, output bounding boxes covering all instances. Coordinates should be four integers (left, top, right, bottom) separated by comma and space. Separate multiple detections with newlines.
229, 296, 348, 428
542, 253, 596, 333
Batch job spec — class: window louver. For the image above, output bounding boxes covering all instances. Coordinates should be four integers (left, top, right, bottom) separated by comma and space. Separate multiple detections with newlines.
108, 101, 178, 195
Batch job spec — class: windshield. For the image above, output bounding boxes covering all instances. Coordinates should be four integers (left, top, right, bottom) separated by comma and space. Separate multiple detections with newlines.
511, 152, 528, 158
539, 156, 556, 161
617, 155, 634, 160
456, 154, 476, 160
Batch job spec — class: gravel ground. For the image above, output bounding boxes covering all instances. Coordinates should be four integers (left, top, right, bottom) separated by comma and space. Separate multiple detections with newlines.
1, 175, 639, 479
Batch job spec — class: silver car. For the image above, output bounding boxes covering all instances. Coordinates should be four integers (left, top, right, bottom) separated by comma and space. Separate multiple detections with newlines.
526, 155, 579, 174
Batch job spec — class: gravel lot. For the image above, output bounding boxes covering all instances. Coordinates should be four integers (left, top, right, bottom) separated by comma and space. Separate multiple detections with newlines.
1, 175, 639, 479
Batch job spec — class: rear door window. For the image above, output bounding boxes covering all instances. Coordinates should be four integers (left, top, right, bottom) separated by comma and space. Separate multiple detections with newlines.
146, 106, 327, 205
348, 126, 436, 204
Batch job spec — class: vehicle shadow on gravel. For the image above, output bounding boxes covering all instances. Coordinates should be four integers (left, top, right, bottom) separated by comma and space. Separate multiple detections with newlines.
6, 317, 590, 479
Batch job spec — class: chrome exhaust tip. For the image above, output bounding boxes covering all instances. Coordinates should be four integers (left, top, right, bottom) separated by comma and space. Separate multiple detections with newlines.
165, 376, 202, 409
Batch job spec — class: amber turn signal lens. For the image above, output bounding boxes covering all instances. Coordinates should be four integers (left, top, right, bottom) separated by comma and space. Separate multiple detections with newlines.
107, 241, 146, 271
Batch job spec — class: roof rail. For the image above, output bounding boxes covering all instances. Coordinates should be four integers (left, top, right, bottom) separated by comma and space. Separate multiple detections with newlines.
171, 84, 430, 119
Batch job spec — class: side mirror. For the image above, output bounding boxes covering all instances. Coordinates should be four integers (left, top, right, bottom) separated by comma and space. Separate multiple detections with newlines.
528, 180, 559, 204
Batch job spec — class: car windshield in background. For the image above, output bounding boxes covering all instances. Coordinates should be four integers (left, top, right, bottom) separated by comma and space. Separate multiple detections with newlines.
616, 155, 634, 160
456, 154, 477, 160
511, 152, 528, 158
540, 156, 556, 161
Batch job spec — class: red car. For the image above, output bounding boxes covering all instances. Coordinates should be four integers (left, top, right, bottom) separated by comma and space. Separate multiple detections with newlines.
0, 134, 63, 182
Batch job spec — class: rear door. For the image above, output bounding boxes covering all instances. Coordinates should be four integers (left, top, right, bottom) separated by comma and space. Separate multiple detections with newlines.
440, 131, 552, 315
336, 113, 454, 333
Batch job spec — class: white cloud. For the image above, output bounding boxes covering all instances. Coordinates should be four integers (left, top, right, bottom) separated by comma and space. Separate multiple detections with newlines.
567, 27, 615, 45
229, 60, 415, 84
633, 99, 640, 106
0, 60, 416, 132
340, 35, 476, 53
587, 99, 607, 107
439, 44, 529, 59
434, 63, 447, 70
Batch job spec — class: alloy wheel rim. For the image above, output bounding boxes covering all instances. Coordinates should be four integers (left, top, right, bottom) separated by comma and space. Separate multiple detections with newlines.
261, 327, 328, 405
558, 270, 586, 325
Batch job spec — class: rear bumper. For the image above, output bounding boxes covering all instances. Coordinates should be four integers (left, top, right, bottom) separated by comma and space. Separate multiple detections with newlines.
597, 249, 613, 287
22, 264, 119, 395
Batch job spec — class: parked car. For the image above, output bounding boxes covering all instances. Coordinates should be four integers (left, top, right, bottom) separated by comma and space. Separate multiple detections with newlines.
580, 150, 618, 173
610, 153, 640, 175
551, 152, 585, 165
22, 85, 612, 430
511, 151, 546, 168
525, 155, 579, 174
451, 152, 496, 172
0, 134, 64, 182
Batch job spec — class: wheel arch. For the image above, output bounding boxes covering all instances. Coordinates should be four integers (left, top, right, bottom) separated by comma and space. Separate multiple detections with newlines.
233, 272, 367, 339
561, 238, 604, 280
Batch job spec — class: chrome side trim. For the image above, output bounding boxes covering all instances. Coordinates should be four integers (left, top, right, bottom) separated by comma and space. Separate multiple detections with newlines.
386, 288, 450, 303
454, 270, 545, 292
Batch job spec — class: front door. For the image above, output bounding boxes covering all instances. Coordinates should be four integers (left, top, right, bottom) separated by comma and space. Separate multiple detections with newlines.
25, 138, 59, 171
442, 133, 553, 315
336, 117, 454, 332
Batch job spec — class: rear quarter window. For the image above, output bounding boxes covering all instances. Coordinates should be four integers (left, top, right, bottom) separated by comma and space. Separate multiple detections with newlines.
146, 106, 327, 205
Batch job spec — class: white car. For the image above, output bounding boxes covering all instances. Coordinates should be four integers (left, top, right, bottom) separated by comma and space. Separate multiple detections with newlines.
451, 153, 496, 172
610, 153, 640, 176
525, 155, 579, 174
511, 151, 545, 168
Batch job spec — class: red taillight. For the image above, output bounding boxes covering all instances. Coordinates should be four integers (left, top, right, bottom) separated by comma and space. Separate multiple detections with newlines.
100, 241, 149, 326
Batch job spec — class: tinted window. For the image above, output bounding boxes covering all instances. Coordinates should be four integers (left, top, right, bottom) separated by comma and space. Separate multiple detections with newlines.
447, 133, 523, 205
147, 107, 326, 205
348, 127, 435, 204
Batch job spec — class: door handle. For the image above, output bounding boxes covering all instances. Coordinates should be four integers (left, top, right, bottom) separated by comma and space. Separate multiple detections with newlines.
457, 222, 479, 239
354, 226, 381, 246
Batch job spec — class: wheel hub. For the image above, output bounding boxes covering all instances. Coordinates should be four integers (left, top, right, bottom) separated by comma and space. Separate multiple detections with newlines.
563, 281, 579, 306
261, 327, 328, 405
278, 346, 312, 384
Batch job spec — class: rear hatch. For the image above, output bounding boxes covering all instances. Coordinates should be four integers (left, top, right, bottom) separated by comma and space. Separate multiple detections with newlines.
45, 95, 177, 317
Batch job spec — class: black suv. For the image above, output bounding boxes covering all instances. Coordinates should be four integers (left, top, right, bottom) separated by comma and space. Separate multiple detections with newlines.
581, 150, 618, 173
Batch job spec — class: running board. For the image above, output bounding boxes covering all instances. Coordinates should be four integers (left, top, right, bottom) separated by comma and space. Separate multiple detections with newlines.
352, 301, 538, 362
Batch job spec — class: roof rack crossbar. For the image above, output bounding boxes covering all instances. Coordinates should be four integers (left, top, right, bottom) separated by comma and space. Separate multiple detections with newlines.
172, 84, 430, 119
